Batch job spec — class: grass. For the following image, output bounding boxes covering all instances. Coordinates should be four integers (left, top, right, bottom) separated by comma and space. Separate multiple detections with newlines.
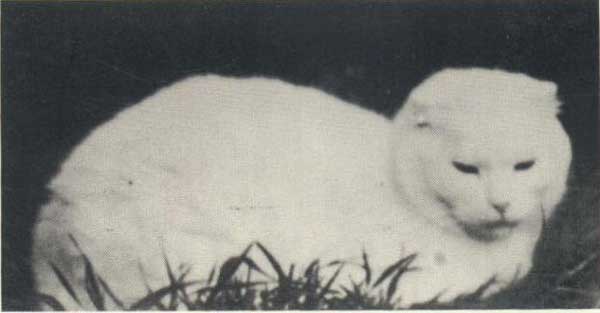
36, 236, 598, 310
37, 240, 489, 310
35, 170, 600, 310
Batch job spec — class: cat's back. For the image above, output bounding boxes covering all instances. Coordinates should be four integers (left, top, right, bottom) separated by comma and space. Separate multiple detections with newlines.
53, 75, 391, 188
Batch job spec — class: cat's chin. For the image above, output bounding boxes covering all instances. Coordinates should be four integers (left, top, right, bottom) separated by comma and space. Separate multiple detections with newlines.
458, 219, 520, 242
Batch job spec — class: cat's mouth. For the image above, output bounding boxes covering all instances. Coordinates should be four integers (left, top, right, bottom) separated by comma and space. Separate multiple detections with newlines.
459, 219, 520, 242
434, 195, 520, 242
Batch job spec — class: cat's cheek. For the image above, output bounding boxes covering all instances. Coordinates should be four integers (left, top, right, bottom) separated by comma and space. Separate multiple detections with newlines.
506, 196, 539, 221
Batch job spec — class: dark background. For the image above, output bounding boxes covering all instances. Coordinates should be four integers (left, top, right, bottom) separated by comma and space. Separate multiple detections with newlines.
2, 1, 598, 310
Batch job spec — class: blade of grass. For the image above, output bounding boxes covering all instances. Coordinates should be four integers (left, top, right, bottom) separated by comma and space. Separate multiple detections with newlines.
216, 256, 244, 286
211, 243, 259, 288
206, 265, 216, 286
304, 260, 319, 279
97, 277, 125, 309
326, 260, 345, 267
373, 253, 417, 288
457, 276, 497, 302
387, 265, 419, 301
48, 262, 81, 306
411, 291, 444, 308
352, 281, 365, 300
373, 262, 399, 288
288, 264, 295, 280
302, 261, 320, 307
386, 267, 402, 301
240, 255, 270, 279
36, 293, 66, 311
195, 281, 270, 296
193, 280, 270, 309
176, 265, 194, 308
176, 264, 193, 283
341, 285, 354, 297
557, 252, 600, 285
82, 255, 104, 310
318, 264, 344, 300
362, 251, 372, 285
67, 234, 104, 309
67, 234, 83, 254
136, 262, 167, 310
129, 281, 198, 310
206, 256, 246, 305
255, 242, 287, 284
246, 265, 252, 283
162, 254, 179, 310
239, 242, 255, 258
136, 261, 154, 294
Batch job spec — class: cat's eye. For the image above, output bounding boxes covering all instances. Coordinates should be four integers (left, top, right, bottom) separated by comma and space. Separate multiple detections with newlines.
514, 160, 535, 171
452, 161, 479, 175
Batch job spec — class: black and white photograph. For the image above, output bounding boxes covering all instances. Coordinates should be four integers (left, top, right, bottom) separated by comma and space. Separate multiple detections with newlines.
2, 1, 599, 310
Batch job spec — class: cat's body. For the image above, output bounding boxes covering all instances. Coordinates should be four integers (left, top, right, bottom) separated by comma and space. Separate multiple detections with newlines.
33, 68, 571, 309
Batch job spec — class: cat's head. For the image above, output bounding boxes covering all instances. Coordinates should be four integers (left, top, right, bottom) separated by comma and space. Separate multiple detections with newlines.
393, 68, 572, 242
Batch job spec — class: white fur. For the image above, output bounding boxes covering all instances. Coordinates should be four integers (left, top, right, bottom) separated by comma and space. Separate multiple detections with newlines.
32, 68, 571, 309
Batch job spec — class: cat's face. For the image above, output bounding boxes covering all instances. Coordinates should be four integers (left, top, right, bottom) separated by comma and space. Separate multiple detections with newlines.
418, 111, 571, 242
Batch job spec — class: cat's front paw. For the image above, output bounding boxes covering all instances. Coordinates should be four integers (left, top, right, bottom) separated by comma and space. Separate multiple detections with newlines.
387, 261, 504, 308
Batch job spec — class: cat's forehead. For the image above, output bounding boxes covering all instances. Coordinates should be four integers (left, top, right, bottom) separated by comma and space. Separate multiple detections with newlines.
444, 120, 546, 162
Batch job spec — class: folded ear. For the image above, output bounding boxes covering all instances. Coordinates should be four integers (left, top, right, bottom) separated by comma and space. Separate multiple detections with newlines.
533, 81, 561, 114
538, 81, 558, 97
400, 99, 432, 129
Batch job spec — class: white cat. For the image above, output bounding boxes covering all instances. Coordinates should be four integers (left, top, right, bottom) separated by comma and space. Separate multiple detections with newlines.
32, 68, 571, 309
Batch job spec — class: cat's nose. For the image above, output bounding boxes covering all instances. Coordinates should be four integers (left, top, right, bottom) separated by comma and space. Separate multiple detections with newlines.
491, 201, 510, 215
